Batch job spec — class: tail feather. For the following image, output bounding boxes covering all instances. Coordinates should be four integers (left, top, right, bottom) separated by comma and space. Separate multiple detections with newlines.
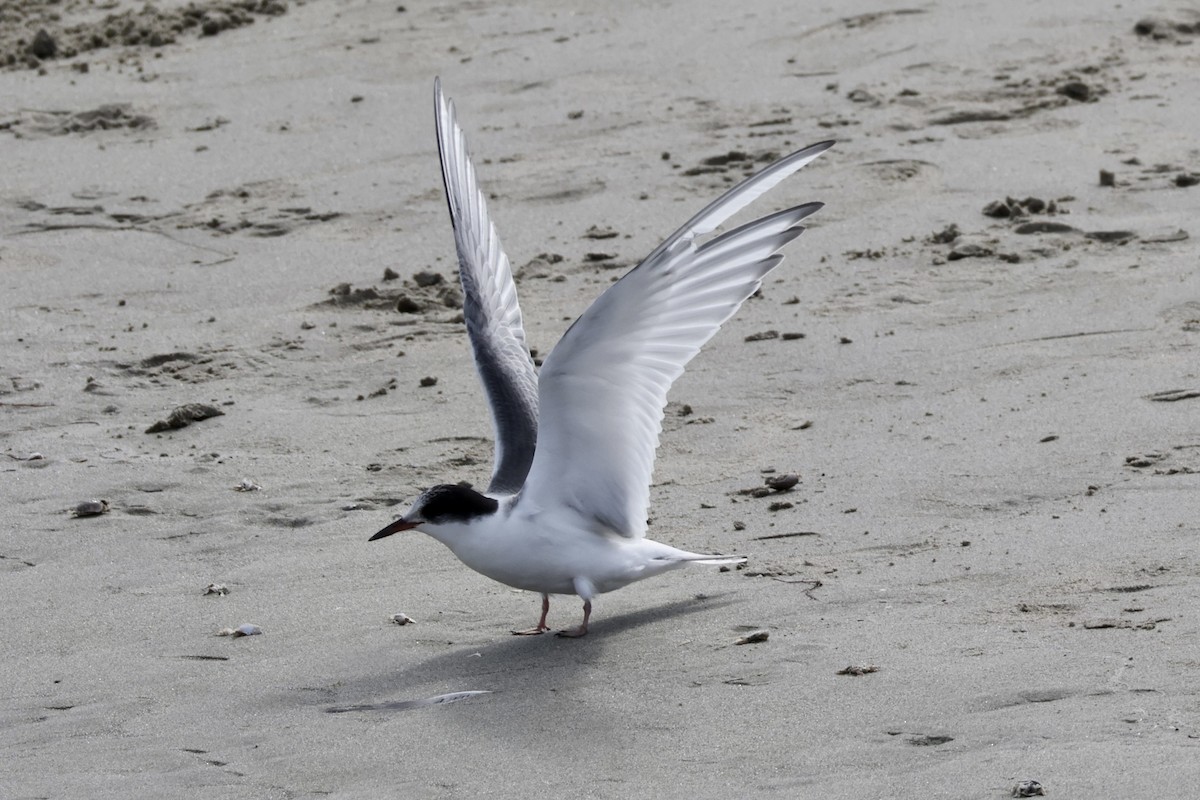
681, 554, 746, 566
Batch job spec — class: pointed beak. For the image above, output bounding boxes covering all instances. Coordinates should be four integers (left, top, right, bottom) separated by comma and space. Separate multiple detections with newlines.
368, 517, 420, 541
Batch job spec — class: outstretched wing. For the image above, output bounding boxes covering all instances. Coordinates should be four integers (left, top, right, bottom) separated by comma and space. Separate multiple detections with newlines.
519, 141, 833, 537
434, 79, 540, 495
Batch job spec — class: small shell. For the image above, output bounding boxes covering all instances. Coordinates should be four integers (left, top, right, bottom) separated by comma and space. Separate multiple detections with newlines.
234, 478, 262, 492
73, 500, 110, 517
765, 473, 800, 492
390, 613, 416, 626
735, 630, 769, 645
203, 583, 230, 596
1012, 780, 1045, 797
217, 623, 262, 637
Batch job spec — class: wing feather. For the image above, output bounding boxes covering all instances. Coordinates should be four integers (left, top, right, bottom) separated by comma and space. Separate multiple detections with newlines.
519, 141, 831, 536
434, 79, 539, 494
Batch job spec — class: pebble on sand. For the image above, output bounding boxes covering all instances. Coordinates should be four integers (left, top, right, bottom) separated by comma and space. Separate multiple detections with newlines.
72, 500, 110, 517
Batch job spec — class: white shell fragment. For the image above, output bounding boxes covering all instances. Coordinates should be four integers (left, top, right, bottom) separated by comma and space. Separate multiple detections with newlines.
203, 583, 230, 596
390, 613, 416, 625
4, 451, 45, 461
72, 500, 110, 517
234, 478, 262, 492
216, 623, 262, 637
735, 630, 770, 645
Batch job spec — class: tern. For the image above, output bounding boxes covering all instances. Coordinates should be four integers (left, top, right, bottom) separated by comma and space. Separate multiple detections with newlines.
370, 79, 831, 637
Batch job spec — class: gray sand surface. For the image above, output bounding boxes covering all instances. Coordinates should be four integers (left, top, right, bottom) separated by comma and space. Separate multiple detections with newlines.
3, 1, 1198, 797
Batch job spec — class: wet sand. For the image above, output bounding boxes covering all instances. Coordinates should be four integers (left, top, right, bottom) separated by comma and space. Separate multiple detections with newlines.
3, 2, 1199, 797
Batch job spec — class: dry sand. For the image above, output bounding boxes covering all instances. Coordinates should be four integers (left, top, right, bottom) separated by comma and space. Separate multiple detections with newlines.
3, 1, 1199, 797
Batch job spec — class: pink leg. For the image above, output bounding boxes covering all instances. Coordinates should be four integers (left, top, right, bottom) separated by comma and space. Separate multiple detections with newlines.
555, 599, 591, 638
511, 594, 551, 636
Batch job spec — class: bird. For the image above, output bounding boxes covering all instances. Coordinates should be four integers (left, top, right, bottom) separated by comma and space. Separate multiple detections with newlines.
369, 79, 831, 637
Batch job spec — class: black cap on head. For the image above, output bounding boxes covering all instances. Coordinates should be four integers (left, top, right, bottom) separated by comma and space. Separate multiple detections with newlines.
368, 483, 499, 542
417, 484, 499, 522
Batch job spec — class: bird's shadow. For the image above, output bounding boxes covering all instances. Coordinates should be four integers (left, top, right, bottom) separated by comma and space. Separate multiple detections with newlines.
314, 592, 738, 714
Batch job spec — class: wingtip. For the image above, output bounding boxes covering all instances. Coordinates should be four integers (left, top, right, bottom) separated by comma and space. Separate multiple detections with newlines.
794, 139, 835, 162
434, 76, 447, 109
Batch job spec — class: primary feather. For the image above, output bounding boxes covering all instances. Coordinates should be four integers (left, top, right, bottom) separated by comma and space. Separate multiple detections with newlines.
519, 143, 831, 537
434, 78, 539, 495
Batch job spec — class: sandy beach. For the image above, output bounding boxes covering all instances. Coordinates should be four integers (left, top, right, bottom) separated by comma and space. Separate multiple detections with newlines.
3, 1, 1199, 797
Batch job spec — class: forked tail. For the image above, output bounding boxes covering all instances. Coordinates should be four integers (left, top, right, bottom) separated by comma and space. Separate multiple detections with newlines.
682, 554, 747, 566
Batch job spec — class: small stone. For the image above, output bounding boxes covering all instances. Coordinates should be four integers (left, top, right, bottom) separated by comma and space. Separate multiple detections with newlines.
1013, 221, 1077, 235
765, 474, 799, 492
145, 403, 224, 434
836, 664, 880, 676
390, 613, 416, 625
201, 12, 230, 36
383, 267, 400, 281
1057, 81, 1090, 102
1099, 169, 1115, 187
234, 478, 262, 492
927, 223, 962, 242
947, 242, 993, 260
413, 270, 444, 287
72, 500, 110, 517
583, 225, 618, 239
419, 376, 438, 387
395, 295, 422, 313
1012, 780, 1045, 797
203, 583, 230, 596
29, 29, 57, 60
735, 630, 769, 645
